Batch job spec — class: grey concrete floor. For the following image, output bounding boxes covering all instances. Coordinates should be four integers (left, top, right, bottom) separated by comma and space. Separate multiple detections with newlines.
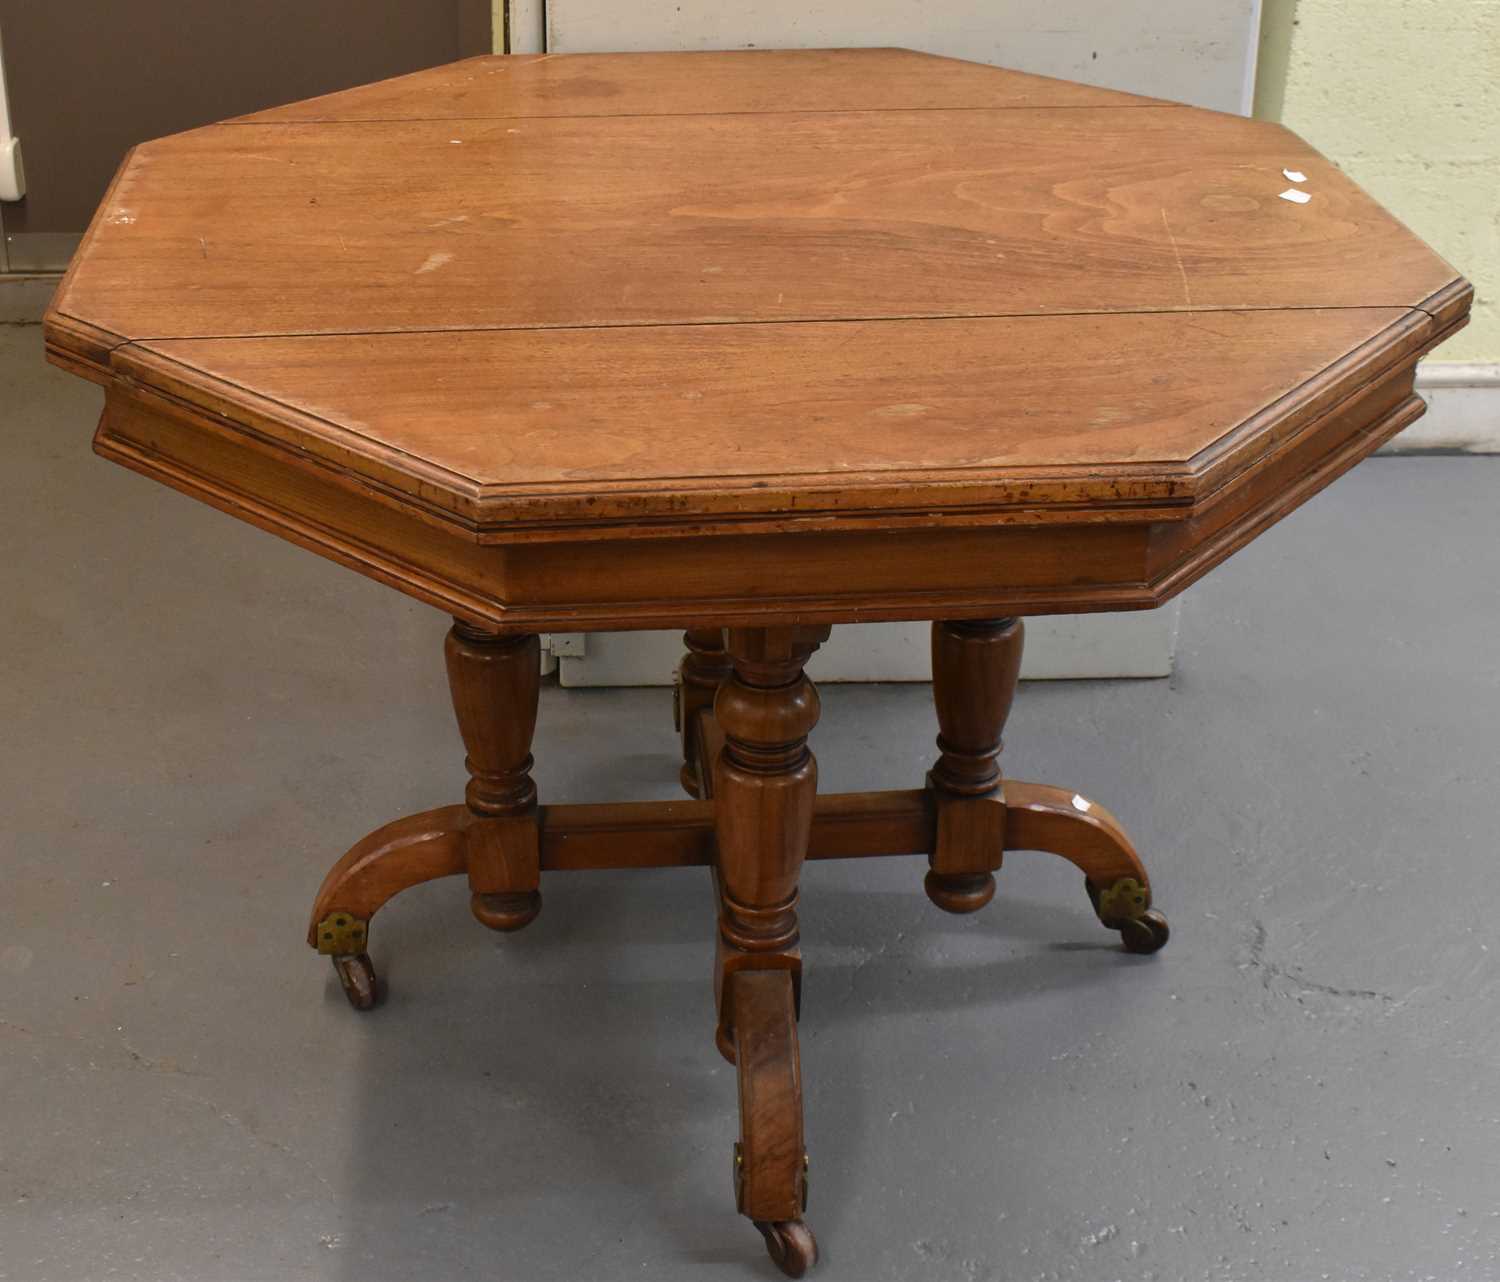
3, 317, 1499, 1282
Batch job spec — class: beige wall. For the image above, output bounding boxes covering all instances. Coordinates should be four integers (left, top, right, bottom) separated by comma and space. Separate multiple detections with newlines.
1256, 0, 1498, 364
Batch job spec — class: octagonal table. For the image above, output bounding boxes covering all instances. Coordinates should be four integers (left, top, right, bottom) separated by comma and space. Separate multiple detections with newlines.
46, 48, 1469, 1276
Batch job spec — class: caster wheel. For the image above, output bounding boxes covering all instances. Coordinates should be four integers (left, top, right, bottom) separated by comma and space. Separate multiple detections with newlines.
755, 1219, 818, 1278
1086, 877, 1168, 955
470, 889, 542, 932
333, 953, 377, 1010
1119, 909, 1170, 955
924, 870, 996, 914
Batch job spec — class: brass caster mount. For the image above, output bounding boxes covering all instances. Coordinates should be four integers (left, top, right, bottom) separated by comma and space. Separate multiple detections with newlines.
315, 888, 543, 1012
315, 912, 379, 1010
1087, 876, 1170, 954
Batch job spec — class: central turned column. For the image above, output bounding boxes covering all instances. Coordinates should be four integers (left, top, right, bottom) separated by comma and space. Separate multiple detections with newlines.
712, 625, 826, 1255
711, 626, 826, 1055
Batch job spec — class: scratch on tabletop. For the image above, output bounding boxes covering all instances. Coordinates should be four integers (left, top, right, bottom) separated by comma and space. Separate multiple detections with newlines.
1160, 208, 1193, 306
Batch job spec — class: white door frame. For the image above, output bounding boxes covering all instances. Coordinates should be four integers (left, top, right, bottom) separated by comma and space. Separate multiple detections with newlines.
0, 23, 21, 270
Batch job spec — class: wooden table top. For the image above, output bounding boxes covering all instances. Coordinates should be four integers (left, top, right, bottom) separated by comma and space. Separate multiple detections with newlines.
47, 49, 1470, 631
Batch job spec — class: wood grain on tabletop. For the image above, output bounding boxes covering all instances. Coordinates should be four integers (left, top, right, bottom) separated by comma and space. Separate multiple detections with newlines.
51, 104, 1457, 346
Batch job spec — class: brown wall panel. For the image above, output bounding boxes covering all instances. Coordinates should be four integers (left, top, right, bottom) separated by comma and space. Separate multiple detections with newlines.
0, 0, 490, 234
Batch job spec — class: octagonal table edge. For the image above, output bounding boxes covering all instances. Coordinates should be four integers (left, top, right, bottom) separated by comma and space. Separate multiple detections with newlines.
64, 282, 1465, 635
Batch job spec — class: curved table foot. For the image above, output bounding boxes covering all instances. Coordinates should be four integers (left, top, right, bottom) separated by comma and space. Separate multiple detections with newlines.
732, 969, 814, 1272
1004, 781, 1169, 954
308, 804, 470, 1006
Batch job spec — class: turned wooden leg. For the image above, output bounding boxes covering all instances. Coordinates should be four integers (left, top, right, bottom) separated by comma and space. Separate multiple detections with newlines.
308, 621, 542, 1009
713, 625, 826, 1277
676, 626, 731, 798
925, 617, 1024, 913
444, 621, 543, 933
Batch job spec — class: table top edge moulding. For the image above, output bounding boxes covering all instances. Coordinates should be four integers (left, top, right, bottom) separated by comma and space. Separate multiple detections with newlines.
80, 295, 1458, 532
77, 354, 1435, 634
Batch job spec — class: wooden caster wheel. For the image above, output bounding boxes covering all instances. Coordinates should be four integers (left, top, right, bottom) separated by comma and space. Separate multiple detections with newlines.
332, 953, 377, 1010
1119, 909, 1170, 955
470, 889, 542, 932
923, 869, 996, 914
754, 1219, 818, 1278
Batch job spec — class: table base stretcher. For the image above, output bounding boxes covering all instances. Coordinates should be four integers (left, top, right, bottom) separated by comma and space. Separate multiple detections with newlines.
307, 618, 1167, 1277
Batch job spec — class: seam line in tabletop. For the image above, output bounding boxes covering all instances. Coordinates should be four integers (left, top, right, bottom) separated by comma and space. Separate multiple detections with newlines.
99, 297, 1458, 348
217, 103, 1186, 126
110, 302, 1437, 500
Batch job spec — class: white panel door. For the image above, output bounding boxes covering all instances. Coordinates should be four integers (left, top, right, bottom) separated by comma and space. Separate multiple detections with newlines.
544, 0, 1261, 113
541, 1, 1261, 685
